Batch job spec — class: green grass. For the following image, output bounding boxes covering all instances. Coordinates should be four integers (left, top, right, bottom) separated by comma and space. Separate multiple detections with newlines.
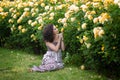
0, 47, 108, 80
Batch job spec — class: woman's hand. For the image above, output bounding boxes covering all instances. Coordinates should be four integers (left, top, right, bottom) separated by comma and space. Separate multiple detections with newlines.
59, 33, 63, 40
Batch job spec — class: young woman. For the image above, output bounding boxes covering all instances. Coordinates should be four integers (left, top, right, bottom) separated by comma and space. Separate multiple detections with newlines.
31, 24, 65, 72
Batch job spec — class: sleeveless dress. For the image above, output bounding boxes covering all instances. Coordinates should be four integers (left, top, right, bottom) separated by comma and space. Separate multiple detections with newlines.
31, 42, 64, 72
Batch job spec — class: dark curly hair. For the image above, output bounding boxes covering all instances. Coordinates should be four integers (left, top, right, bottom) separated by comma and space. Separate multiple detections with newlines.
43, 24, 54, 42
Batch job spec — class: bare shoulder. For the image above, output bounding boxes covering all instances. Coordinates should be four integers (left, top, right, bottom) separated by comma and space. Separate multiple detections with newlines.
45, 41, 53, 46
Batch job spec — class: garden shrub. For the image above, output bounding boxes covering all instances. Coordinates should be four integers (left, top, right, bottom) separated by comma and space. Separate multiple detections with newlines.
0, 0, 120, 78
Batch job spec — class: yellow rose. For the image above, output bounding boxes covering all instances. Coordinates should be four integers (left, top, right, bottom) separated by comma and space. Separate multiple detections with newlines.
83, 36, 88, 41
49, 17, 54, 20
80, 39, 83, 44
63, 23, 67, 27
85, 42, 91, 48
57, 19, 62, 23
77, 27, 80, 31
38, 26, 43, 30
17, 19, 22, 23
61, 18, 67, 23
28, 20, 32, 25
93, 18, 99, 23
99, 29, 105, 37
0, 7, 3, 12
50, 12, 54, 17
88, 15, 93, 20
91, 11, 96, 15
76, 36, 79, 39
21, 28, 26, 33
18, 25, 22, 30
101, 46, 104, 51
61, 28, 64, 32
45, 6, 49, 11
41, 3, 45, 7
81, 23, 87, 29
112, 46, 116, 49
71, 17, 76, 22
30, 34, 35, 38
80, 65, 85, 70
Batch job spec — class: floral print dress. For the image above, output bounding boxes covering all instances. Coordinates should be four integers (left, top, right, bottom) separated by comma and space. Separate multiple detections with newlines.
31, 42, 64, 72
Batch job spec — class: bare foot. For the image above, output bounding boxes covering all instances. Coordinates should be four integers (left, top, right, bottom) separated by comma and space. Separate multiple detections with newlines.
28, 68, 33, 72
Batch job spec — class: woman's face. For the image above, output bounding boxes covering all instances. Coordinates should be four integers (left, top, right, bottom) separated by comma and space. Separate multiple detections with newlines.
53, 25, 59, 34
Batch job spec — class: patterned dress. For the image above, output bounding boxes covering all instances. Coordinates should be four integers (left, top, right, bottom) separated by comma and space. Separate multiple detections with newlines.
31, 42, 64, 72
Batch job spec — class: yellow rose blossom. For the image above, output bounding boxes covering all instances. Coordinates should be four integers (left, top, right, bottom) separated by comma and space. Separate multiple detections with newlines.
93, 0, 102, 2
33, 37, 37, 41
45, 6, 49, 11
63, 23, 67, 27
69, 4, 79, 12
18, 25, 22, 30
77, 27, 80, 31
99, 29, 105, 37
81, 23, 87, 29
80, 4, 88, 12
56, 5, 63, 10
61, 28, 64, 32
98, 13, 111, 24
23, 12, 30, 17
71, 17, 76, 22
24, 8, 30, 12
17, 18, 22, 23
92, 2, 100, 8
9, 8, 14, 12
88, 15, 93, 20
93, 27, 105, 39
31, 21, 37, 27
57, 19, 62, 23
76, 36, 79, 39
50, 12, 54, 17
93, 18, 99, 23
112, 46, 116, 49
10, 25, 16, 32
13, 15, 17, 19
50, 0, 57, 4
0, 7, 3, 12
32, 13, 36, 17
28, 20, 32, 25
101, 46, 104, 51
49, 17, 54, 20
61, 18, 67, 23
104, 0, 114, 6
2, 16, 5, 19
16, 12, 20, 16
85, 42, 91, 48
29, 2, 34, 7
65, 12, 70, 19
83, 36, 88, 41
91, 11, 96, 15
31, 34, 35, 38
38, 26, 43, 30
8, 19, 14, 23
80, 65, 85, 70
21, 28, 26, 33
80, 39, 84, 44
41, 3, 45, 7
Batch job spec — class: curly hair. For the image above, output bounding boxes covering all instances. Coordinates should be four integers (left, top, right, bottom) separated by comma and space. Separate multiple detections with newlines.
43, 24, 54, 42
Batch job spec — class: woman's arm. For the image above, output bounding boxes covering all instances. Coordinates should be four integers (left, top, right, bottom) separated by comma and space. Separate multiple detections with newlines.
60, 33, 65, 51
45, 35, 62, 52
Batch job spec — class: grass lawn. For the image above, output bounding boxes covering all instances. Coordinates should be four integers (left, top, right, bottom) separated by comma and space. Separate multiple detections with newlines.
0, 47, 108, 80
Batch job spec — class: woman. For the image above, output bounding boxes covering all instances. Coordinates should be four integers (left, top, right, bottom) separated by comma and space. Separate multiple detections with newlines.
31, 24, 65, 72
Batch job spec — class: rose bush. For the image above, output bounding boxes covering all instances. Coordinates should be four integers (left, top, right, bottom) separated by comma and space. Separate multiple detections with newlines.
0, 0, 120, 78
